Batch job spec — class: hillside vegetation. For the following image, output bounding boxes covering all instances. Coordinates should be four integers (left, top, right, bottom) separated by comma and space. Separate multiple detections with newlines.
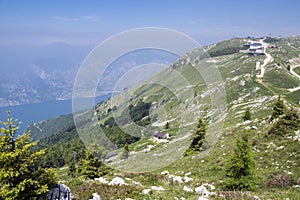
28, 36, 300, 199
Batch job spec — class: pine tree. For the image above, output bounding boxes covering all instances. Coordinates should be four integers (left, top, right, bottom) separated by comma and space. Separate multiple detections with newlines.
165, 122, 170, 130
268, 108, 300, 136
243, 107, 251, 121
224, 132, 256, 190
194, 90, 198, 97
0, 111, 57, 200
190, 117, 206, 151
270, 96, 285, 120
122, 143, 129, 159
78, 151, 110, 179
80, 152, 103, 179
68, 162, 76, 177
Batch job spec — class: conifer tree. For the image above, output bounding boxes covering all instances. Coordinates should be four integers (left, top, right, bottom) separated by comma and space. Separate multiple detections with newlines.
0, 111, 57, 199
224, 132, 256, 190
80, 152, 102, 179
122, 143, 129, 159
268, 108, 300, 136
165, 122, 170, 130
270, 96, 285, 120
190, 117, 206, 151
68, 162, 76, 177
243, 107, 251, 121
78, 151, 110, 179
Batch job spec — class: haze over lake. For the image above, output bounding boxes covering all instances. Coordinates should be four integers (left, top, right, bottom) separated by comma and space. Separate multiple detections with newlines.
0, 93, 112, 135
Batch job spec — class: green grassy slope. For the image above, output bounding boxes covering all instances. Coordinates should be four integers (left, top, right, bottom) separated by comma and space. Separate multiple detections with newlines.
29, 36, 300, 199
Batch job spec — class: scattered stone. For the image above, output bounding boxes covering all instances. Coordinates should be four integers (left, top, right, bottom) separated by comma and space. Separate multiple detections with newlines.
253, 87, 260, 93
198, 197, 209, 200
202, 183, 215, 190
253, 195, 261, 200
132, 181, 143, 187
185, 172, 192, 176
151, 186, 165, 191
183, 186, 193, 193
276, 146, 285, 150
142, 189, 152, 195
175, 197, 186, 200
195, 185, 209, 195
161, 170, 169, 175
168, 175, 183, 184
267, 142, 276, 148
143, 145, 154, 153
195, 184, 216, 199
293, 130, 300, 141
183, 176, 193, 183
240, 80, 246, 86
45, 184, 72, 200
108, 177, 127, 186
94, 177, 108, 184
90, 193, 101, 200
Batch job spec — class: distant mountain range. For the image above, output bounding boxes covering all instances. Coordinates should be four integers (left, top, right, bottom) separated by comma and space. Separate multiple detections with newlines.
0, 42, 177, 107
0, 42, 91, 106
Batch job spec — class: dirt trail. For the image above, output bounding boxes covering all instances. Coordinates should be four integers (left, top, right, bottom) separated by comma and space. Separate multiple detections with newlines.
256, 51, 273, 78
290, 65, 300, 80
287, 65, 300, 92
288, 86, 300, 92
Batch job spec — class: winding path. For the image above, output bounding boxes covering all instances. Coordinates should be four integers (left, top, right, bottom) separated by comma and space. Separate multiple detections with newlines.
290, 65, 300, 80
287, 65, 300, 92
256, 50, 273, 78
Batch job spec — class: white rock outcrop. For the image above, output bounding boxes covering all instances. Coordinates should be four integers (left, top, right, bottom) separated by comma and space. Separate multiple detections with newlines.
183, 186, 193, 193
94, 177, 108, 184
168, 174, 183, 184
183, 176, 193, 183
90, 193, 101, 200
142, 189, 152, 195
195, 184, 216, 199
108, 177, 127, 186
45, 184, 72, 200
151, 186, 165, 191
161, 170, 169, 175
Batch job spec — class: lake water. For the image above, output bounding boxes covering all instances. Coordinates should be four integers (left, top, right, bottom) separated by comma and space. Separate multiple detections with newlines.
0, 94, 111, 135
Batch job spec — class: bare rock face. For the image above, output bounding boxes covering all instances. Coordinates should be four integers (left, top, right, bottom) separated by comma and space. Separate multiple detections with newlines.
42, 184, 72, 200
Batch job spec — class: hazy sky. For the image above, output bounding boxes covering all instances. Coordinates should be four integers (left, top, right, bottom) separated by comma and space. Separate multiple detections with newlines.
0, 0, 299, 46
